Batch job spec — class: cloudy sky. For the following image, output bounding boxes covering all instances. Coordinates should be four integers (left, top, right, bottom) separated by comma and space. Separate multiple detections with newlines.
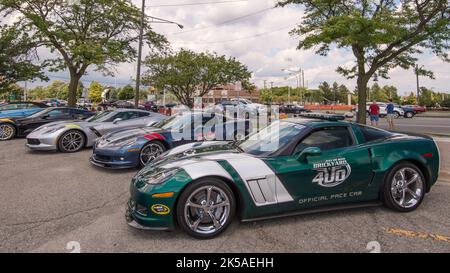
16, 0, 450, 95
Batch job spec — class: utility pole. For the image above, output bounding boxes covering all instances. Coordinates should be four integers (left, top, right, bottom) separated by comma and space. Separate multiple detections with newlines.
24, 81, 28, 101
135, 0, 146, 108
302, 70, 305, 88
415, 64, 421, 104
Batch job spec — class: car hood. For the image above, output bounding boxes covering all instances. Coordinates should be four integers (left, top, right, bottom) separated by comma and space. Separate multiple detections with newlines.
151, 141, 237, 168
97, 127, 164, 147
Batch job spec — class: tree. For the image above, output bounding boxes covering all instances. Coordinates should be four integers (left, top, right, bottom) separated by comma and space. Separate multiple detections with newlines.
260, 89, 273, 103
404, 92, 417, 105
278, 0, 449, 124
0, 24, 46, 94
331, 82, 339, 103
88, 81, 104, 103
369, 83, 388, 102
318, 81, 333, 103
0, 84, 24, 101
419, 86, 435, 107
118, 85, 135, 100
382, 85, 400, 103
1, 0, 168, 106
143, 49, 252, 108
337, 84, 350, 104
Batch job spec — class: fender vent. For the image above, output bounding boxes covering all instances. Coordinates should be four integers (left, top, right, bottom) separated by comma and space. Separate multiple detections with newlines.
246, 178, 277, 205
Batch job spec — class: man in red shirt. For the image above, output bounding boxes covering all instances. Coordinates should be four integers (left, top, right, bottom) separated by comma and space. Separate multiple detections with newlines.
369, 101, 380, 127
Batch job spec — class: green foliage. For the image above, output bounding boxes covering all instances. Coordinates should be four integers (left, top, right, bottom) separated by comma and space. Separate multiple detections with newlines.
0, 24, 47, 94
404, 92, 418, 105
28, 80, 83, 100
117, 85, 135, 100
143, 49, 252, 108
337, 84, 350, 103
88, 81, 104, 103
1, 0, 169, 106
318, 81, 333, 102
419, 87, 436, 107
0, 84, 24, 101
278, 0, 449, 123
260, 89, 273, 103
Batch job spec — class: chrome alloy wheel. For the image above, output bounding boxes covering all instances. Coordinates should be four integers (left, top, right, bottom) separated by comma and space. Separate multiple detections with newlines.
390, 167, 424, 209
0, 124, 15, 140
184, 186, 231, 235
140, 143, 164, 165
61, 131, 84, 152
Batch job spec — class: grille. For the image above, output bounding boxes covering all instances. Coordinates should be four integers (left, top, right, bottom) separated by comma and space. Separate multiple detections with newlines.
27, 139, 40, 145
94, 154, 112, 162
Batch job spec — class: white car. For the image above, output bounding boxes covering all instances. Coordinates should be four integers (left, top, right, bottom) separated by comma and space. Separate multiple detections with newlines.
230, 98, 266, 113
366, 102, 404, 118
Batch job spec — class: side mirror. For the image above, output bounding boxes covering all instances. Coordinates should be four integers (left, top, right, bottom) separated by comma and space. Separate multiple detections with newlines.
42, 114, 50, 119
296, 147, 322, 162
113, 118, 122, 124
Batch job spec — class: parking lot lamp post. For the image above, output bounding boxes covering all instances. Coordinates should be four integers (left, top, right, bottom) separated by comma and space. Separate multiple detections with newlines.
134, 1, 184, 108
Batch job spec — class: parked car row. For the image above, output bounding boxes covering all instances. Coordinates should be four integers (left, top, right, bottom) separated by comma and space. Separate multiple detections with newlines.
357, 102, 427, 118
0, 101, 440, 239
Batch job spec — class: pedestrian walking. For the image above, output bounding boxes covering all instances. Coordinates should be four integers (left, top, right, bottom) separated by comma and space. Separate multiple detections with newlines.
386, 99, 395, 130
369, 101, 380, 127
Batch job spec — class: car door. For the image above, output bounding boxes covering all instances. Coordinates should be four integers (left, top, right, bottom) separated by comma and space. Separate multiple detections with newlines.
96, 111, 141, 135
266, 125, 374, 212
30, 109, 71, 131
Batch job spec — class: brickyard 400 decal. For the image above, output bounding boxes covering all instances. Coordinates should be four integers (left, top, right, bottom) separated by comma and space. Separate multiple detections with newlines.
312, 158, 352, 187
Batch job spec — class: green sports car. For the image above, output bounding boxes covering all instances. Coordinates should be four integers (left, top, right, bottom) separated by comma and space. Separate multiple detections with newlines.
126, 114, 440, 239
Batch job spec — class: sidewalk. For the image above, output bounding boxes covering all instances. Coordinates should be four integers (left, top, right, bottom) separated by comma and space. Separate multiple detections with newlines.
419, 111, 450, 118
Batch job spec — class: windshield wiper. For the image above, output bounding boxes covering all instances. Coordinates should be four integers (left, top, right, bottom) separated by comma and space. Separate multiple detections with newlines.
228, 140, 244, 152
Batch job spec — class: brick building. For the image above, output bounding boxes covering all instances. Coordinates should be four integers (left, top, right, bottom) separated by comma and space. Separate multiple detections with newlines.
202, 83, 260, 105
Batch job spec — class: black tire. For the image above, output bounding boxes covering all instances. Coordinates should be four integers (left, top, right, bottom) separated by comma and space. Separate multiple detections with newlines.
58, 130, 86, 153
382, 162, 426, 212
0, 123, 16, 141
139, 140, 166, 167
176, 178, 236, 239
393, 111, 401, 119
405, 112, 415, 118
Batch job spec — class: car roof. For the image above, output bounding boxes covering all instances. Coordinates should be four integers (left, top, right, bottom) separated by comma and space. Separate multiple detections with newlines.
113, 108, 149, 113
284, 118, 346, 126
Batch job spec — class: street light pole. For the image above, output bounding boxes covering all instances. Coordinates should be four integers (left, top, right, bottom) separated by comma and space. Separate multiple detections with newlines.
134, 1, 184, 108
135, 0, 146, 108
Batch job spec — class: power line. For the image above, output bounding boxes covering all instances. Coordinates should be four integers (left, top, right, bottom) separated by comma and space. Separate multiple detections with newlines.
146, 0, 248, 8
171, 6, 274, 35
173, 24, 295, 45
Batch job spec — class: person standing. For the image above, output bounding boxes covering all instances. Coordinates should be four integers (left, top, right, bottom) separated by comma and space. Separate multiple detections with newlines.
369, 101, 380, 127
386, 99, 395, 130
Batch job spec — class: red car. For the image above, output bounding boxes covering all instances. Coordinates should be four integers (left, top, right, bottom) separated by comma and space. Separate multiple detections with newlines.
403, 105, 427, 113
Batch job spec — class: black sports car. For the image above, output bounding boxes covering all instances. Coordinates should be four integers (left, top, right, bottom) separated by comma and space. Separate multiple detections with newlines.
0, 107, 94, 141
279, 104, 310, 115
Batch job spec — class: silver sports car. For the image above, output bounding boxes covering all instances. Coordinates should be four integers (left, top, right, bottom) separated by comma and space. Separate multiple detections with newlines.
26, 109, 167, 153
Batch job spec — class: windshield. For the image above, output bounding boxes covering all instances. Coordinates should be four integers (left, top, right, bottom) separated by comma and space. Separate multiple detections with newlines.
154, 114, 194, 130
239, 121, 306, 156
86, 110, 114, 122
27, 108, 51, 118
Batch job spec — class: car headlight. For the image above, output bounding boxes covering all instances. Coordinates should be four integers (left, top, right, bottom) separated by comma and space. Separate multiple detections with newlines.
145, 169, 178, 185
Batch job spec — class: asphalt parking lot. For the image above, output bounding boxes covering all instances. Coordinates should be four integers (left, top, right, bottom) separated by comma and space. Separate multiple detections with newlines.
1, 136, 450, 253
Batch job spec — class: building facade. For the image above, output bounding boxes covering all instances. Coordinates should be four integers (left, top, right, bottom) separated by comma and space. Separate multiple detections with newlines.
202, 83, 260, 105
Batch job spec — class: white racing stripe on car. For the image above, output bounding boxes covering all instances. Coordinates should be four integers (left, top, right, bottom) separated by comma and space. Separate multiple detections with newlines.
182, 161, 233, 181
201, 153, 294, 206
